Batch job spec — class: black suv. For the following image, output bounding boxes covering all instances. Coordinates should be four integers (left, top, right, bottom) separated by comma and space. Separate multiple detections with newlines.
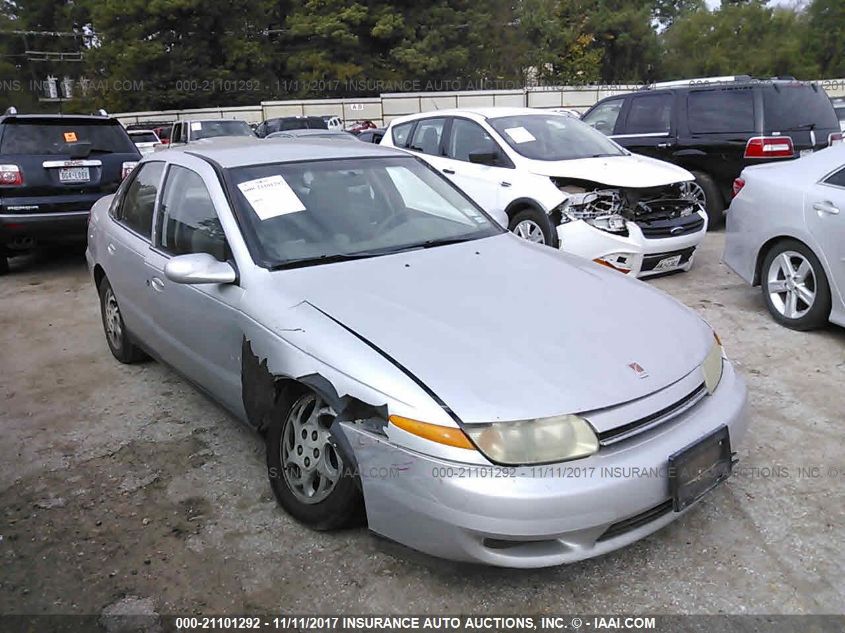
254, 115, 328, 138
582, 77, 843, 227
0, 111, 141, 272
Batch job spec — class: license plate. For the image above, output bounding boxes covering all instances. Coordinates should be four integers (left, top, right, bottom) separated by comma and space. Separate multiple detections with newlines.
59, 167, 90, 183
800, 149, 813, 158
669, 425, 733, 512
653, 254, 682, 272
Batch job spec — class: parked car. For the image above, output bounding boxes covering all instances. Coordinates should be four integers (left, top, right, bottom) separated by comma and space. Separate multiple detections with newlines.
152, 125, 171, 145
86, 138, 747, 567
0, 109, 140, 273
723, 145, 845, 330
832, 97, 845, 132
582, 76, 843, 227
381, 107, 708, 277
321, 115, 344, 130
127, 129, 161, 155
169, 119, 255, 146
355, 127, 386, 144
347, 120, 377, 135
254, 116, 328, 138
265, 129, 357, 141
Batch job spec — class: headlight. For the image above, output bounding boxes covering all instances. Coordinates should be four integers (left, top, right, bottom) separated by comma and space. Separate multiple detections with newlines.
588, 214, 627, 234
463, 414, 598, 465
702, 334, 724, 394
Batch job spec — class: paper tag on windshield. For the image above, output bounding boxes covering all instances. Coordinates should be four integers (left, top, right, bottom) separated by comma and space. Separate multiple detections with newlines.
237, 176, 305, 220
504, 127, 536, 143
190, 121, 202, 131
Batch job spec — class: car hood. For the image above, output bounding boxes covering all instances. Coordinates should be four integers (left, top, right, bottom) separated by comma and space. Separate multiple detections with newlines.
524, 153, 694, 188
269, 235, 713, 423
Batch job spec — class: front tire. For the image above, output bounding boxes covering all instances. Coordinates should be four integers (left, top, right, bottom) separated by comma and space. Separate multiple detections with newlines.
508, 207, 558, 248
692, 171, 724, 230
98, 278, 147, 363
761, 240, 831, 331
266, 389, 364, 530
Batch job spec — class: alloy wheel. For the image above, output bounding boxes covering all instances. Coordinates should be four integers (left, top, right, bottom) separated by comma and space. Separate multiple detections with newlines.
513, 219, 546, 244
104, 288, 123, 350
680, 181, 706, 208
281, 394, 342, 504
767, 250, 816, 319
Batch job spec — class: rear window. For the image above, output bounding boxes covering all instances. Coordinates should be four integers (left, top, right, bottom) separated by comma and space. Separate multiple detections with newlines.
130, 132, 158, 143
0, 119, 137, 155
191, 120, 254, 140
763, 84, 839, 131
687, 88, 755, 134
834, 106, 845, 122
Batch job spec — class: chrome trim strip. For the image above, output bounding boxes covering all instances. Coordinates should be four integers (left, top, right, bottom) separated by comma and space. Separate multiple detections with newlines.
609, 132, 669, 139
42, 160, 103, 168
0, 211, 89, 219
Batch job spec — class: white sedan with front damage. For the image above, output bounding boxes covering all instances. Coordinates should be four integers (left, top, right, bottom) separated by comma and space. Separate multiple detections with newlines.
86, 138, 747, 568
381, 107, 708, 277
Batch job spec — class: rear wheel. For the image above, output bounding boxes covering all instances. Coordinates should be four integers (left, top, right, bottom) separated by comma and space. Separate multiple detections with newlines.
98, 278, 147, 363
266, 389, 364, 530
761, 240, 831, 331
691, 171, 724, 230
508, 207, 558, 248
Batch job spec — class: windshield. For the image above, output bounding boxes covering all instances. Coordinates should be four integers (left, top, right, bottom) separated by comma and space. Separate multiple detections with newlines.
228, 156, 502, 268
0, 119, 137, 154
191, 120, 254, 140
488, 114, 626, 161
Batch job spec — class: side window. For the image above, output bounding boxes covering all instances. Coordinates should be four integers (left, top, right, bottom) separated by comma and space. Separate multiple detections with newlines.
171, 123, 182, 144
688, 89, 755, 134
156, 165, 228, 261
824, 166, 845, 188
446, 118, 501, 162
408, 118, 446, 156
391, 121, 413, 147
624, 94, 673, 135
583, 99, 624, 135
116, 161, 164, 238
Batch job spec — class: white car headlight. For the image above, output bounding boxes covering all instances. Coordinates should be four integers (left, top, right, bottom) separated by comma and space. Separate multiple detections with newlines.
702, 334, 724, 394
463, 414, 599, 465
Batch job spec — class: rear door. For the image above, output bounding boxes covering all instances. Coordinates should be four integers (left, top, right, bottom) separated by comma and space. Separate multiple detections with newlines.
611, 92, 675, 163
0, 117, 140, 215
806, 163, 845, 307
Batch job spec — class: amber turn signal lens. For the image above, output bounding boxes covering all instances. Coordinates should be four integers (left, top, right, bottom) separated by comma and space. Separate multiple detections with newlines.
389, 415, 475, 450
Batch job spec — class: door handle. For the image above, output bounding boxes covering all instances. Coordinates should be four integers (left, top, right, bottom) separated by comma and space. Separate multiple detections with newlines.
657, 142, 671, 148
813, 201, 840, 215
106, 243, 116, 255
500, 181, 512, 188
442, 168, 455, 175
150, 277, 165, 292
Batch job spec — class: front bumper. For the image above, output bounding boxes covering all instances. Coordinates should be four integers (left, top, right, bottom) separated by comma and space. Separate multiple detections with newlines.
556, 215, 707, 278
346, 360, 747, 568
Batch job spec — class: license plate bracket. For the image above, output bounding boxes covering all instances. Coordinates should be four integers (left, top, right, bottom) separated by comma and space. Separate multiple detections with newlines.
59, 166, 90, 183
669, 425, 733, 512
653, 254, 682, 272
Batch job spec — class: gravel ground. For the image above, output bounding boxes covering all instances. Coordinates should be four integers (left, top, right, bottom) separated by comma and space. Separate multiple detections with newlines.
1, 233, 843, 617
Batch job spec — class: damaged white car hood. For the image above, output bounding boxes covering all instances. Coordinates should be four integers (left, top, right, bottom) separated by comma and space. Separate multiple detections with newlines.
268, 234, 713, 424
525, 153, 695, 188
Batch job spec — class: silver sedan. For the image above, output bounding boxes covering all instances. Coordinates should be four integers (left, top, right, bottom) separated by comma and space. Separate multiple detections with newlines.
724, 145, 845, 330
86, 138, 747, 568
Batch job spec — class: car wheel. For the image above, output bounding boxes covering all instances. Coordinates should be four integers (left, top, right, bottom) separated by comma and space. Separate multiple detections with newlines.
761, 240, 831, 331
266, 389, 364, 530
509, 207, 558, 248
98, 278, 148, 363
691, 171, 724, 230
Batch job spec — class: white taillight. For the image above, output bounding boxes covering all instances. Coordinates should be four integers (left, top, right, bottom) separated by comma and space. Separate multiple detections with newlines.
829, 132, 843, 146
121, 161, 138, 180
0, 164, 23, 185
744, 136, 794, 159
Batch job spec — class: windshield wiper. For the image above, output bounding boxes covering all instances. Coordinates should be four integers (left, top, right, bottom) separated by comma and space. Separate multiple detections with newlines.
420, 236, 477, 249
269, 252, 376, 270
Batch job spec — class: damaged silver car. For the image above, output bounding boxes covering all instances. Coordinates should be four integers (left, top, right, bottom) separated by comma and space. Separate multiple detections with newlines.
86, 138, 748, 568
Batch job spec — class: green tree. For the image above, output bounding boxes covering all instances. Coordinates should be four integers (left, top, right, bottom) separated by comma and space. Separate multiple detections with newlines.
805, 0, 845, 78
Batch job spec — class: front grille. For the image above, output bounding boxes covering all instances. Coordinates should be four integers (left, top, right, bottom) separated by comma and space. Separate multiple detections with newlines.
598, 382, 707, 446
640, 215, 705, 238
640, 246, 696, 273
597, 499, 673, 542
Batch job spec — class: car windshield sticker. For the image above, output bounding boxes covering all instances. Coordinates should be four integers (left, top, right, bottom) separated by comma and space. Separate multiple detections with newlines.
237, 175, 306, 221
190, 121, 202, 131
504, 126, 536, 143
63, 131, 78, 142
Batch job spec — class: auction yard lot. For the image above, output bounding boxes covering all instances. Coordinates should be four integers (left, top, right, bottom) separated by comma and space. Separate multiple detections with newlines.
1, 232, 844, 616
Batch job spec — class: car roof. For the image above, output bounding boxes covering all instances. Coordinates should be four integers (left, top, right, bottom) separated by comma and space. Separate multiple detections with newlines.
392, 107, 561, 125
128, 129, 156, 134
0, 113, 119, 124
167, 136, 407, 167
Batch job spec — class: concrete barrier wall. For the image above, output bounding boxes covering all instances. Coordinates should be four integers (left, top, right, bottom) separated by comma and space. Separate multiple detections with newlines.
116, 81, 845, 127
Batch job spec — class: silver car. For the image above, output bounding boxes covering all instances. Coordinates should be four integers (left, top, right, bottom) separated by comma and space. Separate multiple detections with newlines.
724, 145, 845, 330
86, 138, 747, 568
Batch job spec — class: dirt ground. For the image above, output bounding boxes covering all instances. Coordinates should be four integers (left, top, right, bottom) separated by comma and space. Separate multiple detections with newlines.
1, 233, 844, 618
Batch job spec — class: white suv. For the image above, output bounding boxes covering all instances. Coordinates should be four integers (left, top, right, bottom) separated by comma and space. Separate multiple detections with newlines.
381, 107, 708, 277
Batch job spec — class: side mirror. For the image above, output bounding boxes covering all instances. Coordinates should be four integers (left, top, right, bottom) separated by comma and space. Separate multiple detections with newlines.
468, 150, 500, 166
164, 253, 236, 285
